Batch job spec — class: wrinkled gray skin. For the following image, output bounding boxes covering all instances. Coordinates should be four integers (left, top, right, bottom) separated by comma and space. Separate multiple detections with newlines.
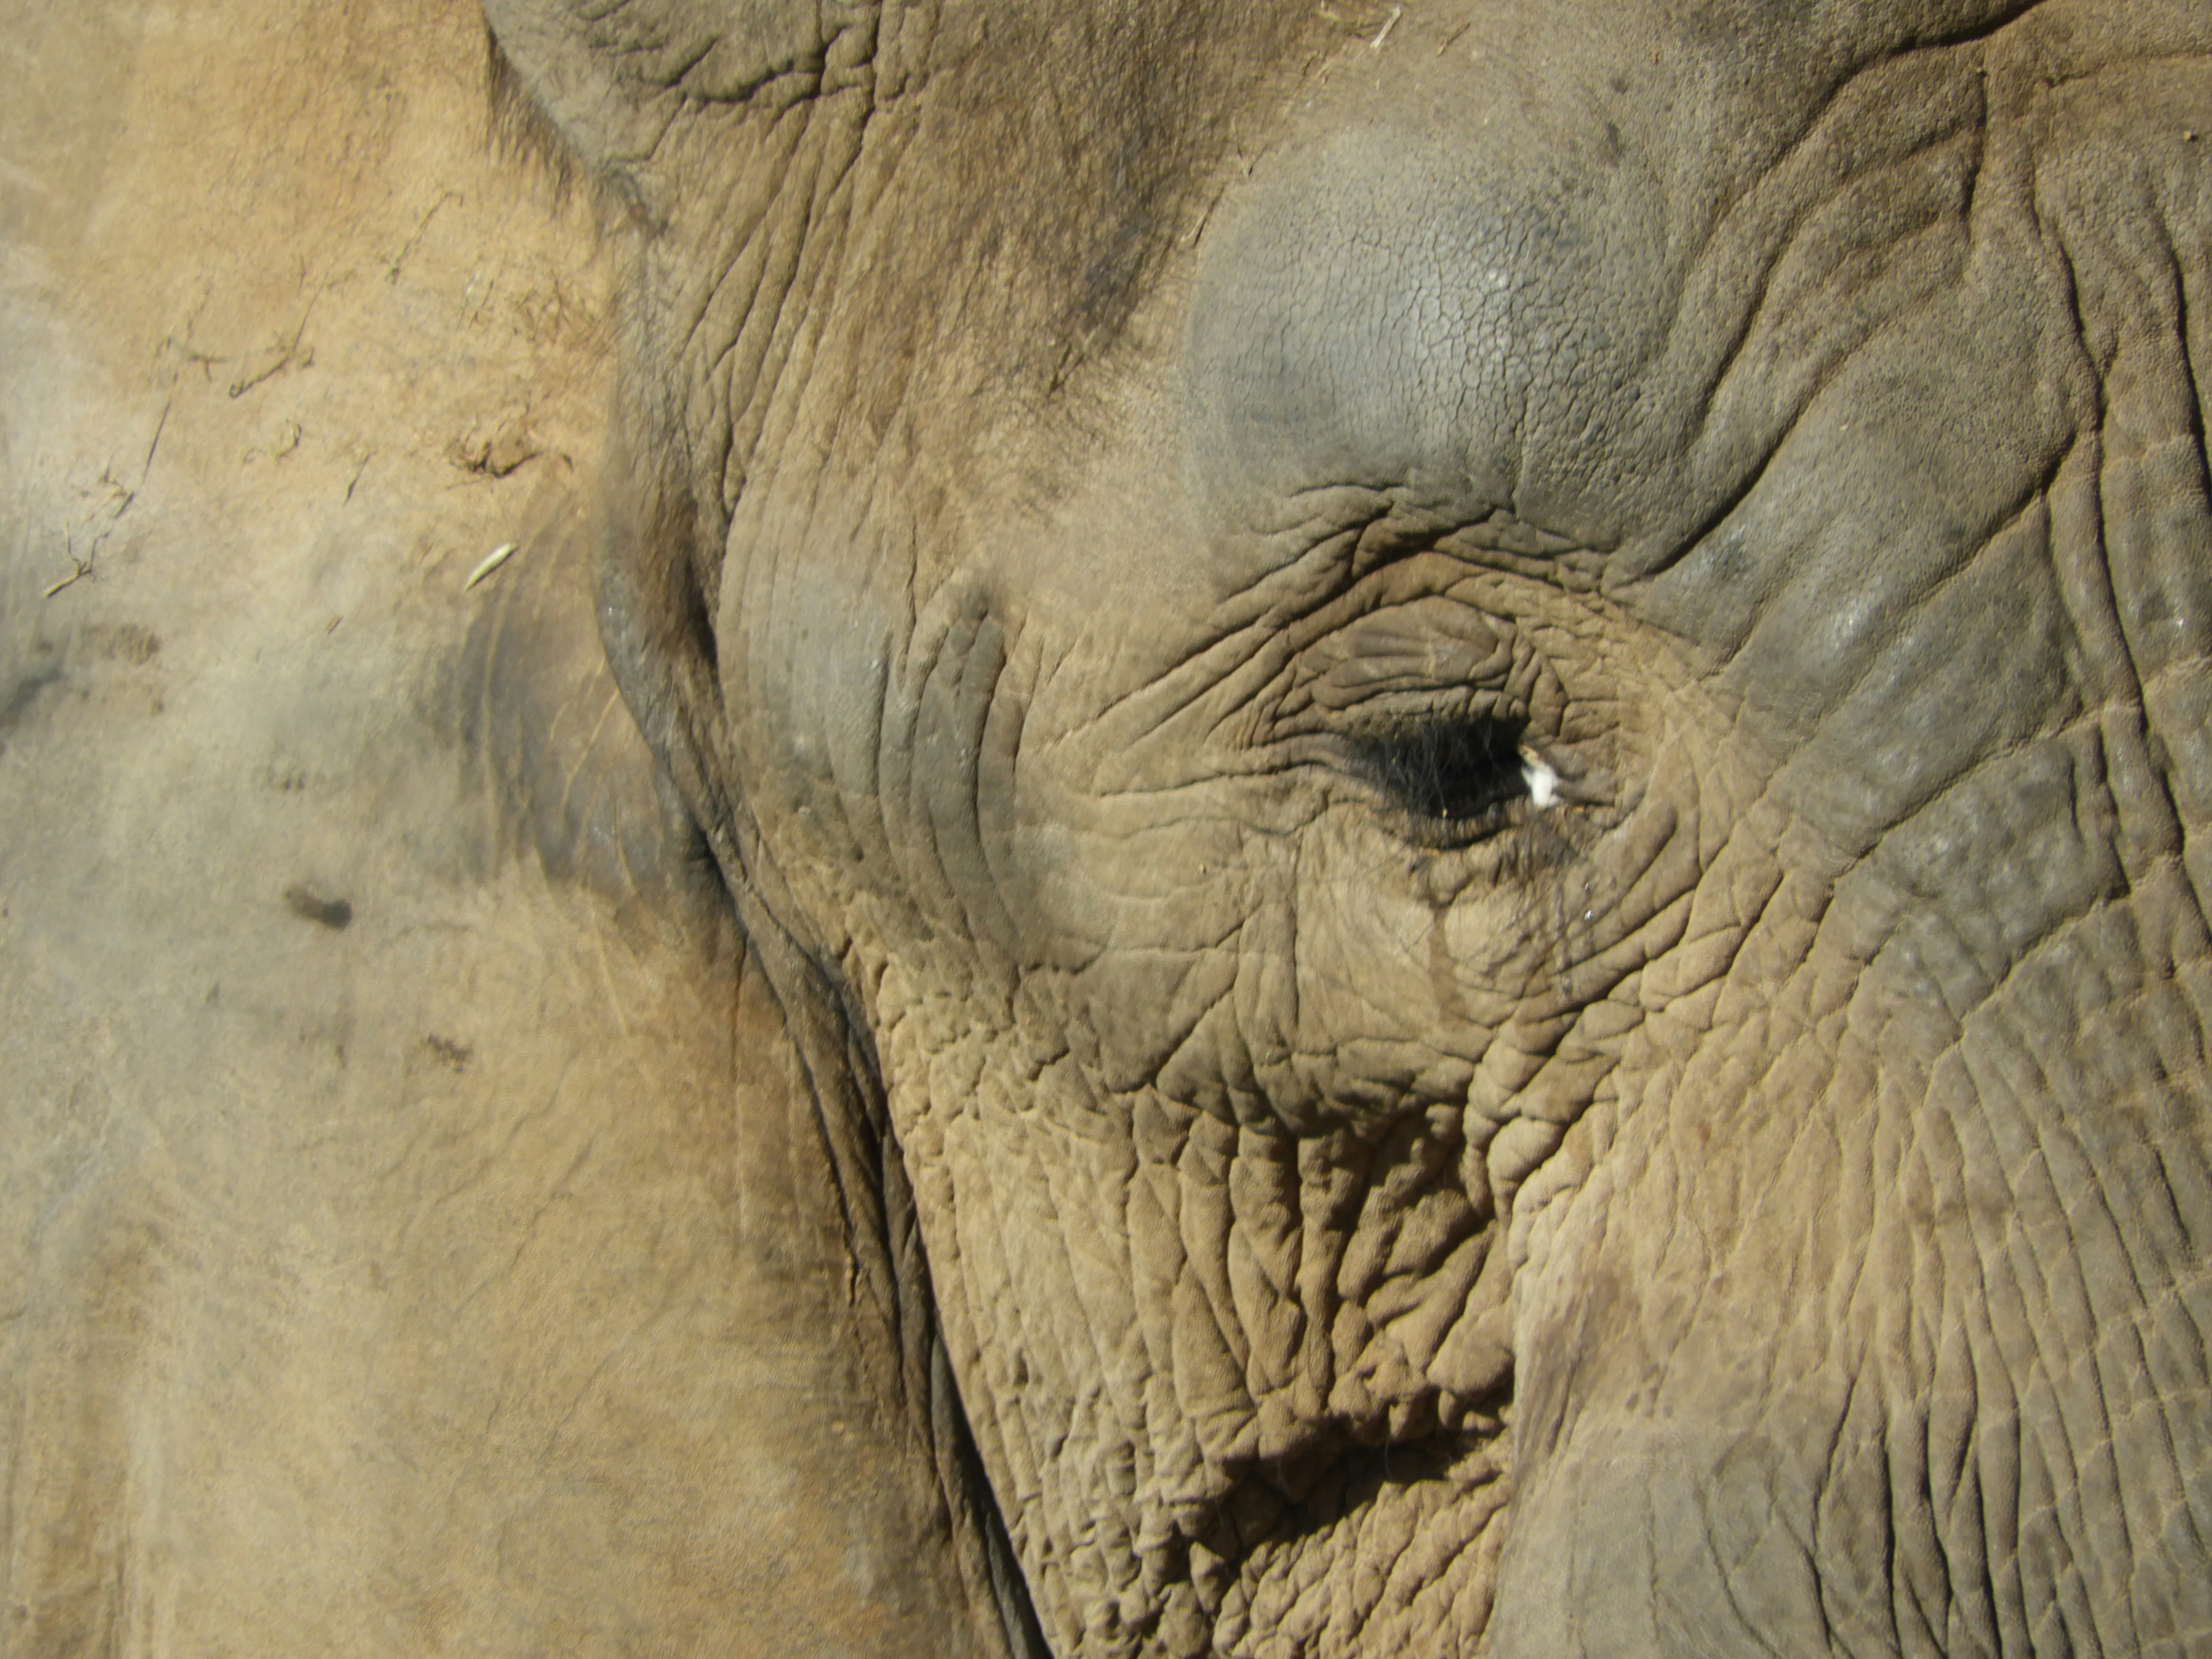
484, 1, 2212, 1653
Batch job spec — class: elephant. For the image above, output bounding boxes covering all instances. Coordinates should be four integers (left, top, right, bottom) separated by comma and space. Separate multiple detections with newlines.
475, 0, 2212, 1655
1, 1, 990, 1652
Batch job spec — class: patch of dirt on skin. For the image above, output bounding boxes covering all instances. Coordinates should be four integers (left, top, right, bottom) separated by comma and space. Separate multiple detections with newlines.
448, 415, 542, 478
79, 622, 160, 662
0, 658, 63, 736
282, 884, 355, 930
421, 1033, 472, 1071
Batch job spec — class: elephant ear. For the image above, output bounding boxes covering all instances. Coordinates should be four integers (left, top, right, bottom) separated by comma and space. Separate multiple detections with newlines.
482, 0, 853, 180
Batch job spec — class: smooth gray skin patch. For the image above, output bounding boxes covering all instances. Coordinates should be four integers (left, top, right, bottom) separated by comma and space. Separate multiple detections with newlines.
449, 486, 728, 938
1183, 108, 1666, 543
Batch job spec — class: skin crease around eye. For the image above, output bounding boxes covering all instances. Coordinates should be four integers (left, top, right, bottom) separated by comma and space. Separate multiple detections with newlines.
1247, 560, 1587, 851
1340, 711, 1562, 846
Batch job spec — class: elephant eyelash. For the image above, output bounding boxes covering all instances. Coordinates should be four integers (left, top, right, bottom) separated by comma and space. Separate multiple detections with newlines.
1342, 710, 1547, 846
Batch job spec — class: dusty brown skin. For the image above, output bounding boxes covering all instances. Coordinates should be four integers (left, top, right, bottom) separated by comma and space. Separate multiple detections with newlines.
482, 1, 2212, 1655
1, 2, 991, 1653
8, 0, 2208, 1655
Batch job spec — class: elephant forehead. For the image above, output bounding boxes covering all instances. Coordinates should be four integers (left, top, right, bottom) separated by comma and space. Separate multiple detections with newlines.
1165, 0, 2169, 601
1181, 110, 1670, 547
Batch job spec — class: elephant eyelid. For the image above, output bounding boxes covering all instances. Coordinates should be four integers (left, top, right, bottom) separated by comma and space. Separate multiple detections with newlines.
1342, 710, 1536, 844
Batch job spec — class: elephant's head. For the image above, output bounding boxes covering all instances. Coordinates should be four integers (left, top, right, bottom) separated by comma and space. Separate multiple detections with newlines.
483, 1, 2212, 1652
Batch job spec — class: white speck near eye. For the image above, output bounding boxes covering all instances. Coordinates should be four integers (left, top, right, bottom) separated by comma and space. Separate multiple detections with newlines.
1521, 754, 1560, 810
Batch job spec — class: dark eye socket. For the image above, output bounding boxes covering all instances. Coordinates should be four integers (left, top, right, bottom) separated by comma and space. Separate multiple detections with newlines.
1345, 712, 1529, 840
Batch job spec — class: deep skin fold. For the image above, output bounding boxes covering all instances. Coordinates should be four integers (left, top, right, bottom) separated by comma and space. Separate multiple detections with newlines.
481, 2, 2212, 1654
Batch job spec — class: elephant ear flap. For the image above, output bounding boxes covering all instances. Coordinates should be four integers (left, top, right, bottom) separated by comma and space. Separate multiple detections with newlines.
482, 0, 842, 184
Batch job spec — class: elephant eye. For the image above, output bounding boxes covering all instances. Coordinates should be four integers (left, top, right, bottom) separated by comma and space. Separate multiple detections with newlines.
1344, 711, 1536, 843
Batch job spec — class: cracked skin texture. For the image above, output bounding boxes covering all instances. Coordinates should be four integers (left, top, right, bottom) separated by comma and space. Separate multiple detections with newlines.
480, 1, 2212, 1654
